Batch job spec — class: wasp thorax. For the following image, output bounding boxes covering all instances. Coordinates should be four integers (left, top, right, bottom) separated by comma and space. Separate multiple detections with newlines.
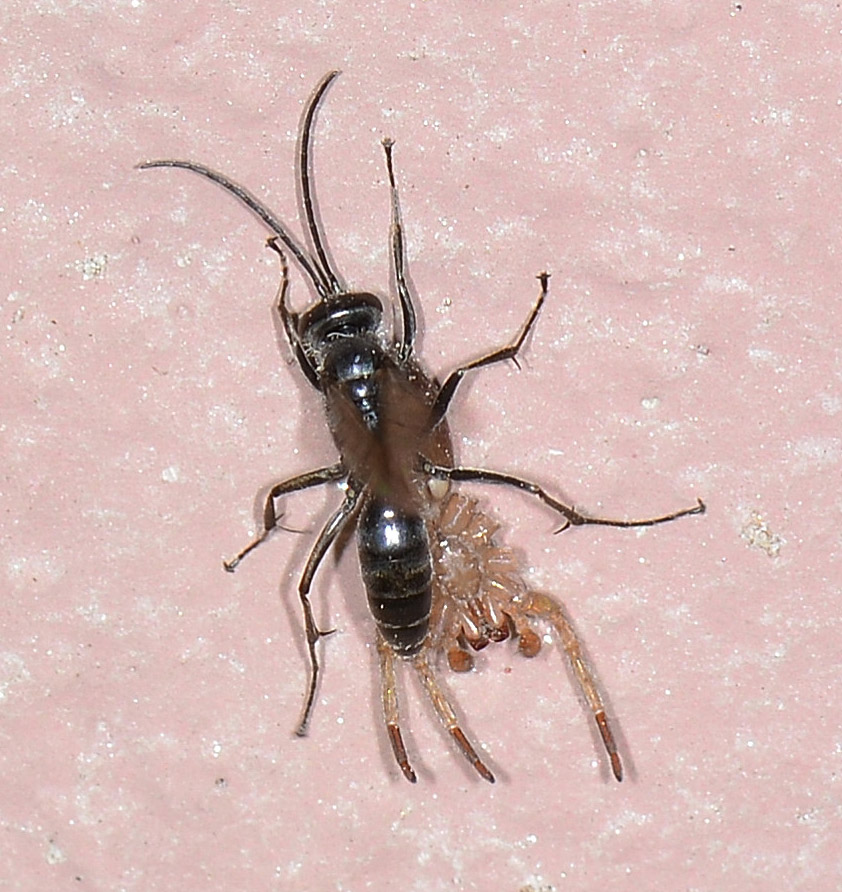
321, 339, 379, 407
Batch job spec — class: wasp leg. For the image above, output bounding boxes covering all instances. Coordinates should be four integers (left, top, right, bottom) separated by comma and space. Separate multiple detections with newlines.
517, 591, 623, 782
382, 139, 417, 362
266, 238, 321, 388
294, 484, 362, 737
224, 462, 347, 572
430, 272, 549, 427
267, 236, 297, 353
377, 634, 417, 783
422, 460, 705, 532
413, 652, 495, 783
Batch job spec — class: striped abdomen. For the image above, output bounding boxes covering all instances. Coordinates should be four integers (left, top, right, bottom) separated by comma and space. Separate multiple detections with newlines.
357, 496, 432, 656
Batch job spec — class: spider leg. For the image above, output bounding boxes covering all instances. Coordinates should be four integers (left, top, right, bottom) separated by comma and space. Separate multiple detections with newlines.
518, 591, 623, 781
412, 652, 495, 783
376, 634, 417, 783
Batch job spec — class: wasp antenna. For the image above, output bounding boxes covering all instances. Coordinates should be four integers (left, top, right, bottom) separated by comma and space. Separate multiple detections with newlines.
136, 159, 331, 301
298, 69, 343, 297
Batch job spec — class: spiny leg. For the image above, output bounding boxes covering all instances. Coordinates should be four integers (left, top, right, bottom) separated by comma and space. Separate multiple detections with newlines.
267, 236, 296, 352
377, 634, 417, 783
295, 485, 362, 736
266, 238, 321, 388
422, 459, 705, 532
382, 138, 417, 362
430, 272, 549, 427
413, 652, 495, 783
519, 591, 623, 781
224, 463, 347, 572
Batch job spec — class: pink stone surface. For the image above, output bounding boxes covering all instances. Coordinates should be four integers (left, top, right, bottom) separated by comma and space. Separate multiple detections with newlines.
2, 2, 839, 890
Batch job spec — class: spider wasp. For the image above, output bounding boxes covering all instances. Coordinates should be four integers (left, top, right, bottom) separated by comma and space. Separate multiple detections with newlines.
139, 71, 704, 783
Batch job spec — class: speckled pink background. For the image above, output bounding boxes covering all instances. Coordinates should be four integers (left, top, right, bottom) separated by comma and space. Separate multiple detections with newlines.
3, 2, 840, 890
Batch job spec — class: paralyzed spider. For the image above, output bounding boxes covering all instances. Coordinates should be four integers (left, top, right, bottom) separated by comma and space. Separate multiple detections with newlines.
427, 490, 625, 780
139, 71, 704, 783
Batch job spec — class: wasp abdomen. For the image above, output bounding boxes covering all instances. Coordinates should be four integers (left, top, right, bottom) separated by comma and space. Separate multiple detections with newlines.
358, 498, 432, 656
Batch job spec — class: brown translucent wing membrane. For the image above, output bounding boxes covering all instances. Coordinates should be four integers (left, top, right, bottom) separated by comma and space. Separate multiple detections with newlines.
325, 358, 443, 509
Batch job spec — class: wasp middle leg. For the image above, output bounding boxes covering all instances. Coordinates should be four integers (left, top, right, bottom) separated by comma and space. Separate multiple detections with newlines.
223, 463, 347, 571
430, 272, 549, 428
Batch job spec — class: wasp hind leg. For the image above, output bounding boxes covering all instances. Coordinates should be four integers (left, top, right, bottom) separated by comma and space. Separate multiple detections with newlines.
422, 459, 705, 533
293, 485, 362, 737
